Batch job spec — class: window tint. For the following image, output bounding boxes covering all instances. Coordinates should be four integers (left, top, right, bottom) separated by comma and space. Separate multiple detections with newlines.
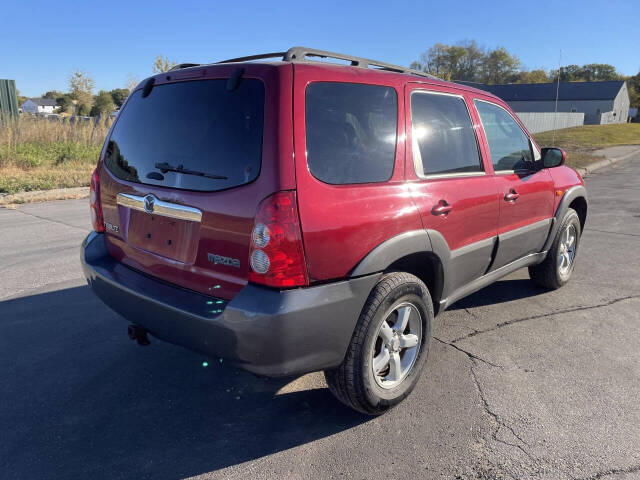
305, 82, 397, 184
410, 92, 482, 176
474, 100, 533, 172
105, 79, 264, 191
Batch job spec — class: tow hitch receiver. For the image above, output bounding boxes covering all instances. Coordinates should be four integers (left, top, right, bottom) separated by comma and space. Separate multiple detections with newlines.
127, 324, 150, 346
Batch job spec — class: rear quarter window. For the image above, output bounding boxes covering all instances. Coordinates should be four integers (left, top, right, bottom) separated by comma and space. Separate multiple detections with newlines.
305, 82, 397, 185
105, 78, 264, 192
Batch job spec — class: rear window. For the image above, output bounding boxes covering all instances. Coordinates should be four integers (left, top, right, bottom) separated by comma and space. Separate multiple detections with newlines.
305, 82, 397, 185
105, 79, 264, 191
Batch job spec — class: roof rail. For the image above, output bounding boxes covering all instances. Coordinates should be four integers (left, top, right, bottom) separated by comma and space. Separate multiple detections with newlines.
169, 63, 201, 71
214, 46, 439, 80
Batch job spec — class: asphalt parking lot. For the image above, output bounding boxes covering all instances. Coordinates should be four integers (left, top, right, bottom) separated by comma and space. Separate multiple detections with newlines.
1, 154, 639, 480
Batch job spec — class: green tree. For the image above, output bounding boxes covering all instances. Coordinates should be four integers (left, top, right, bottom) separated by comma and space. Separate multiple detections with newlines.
76, 103, 91, 116
456, 40, 486, 82
152, 55, 177, 73
68, 69, 95, 114
411, 41, 521, 83
551, 63, 621, 82
56, 94, 75, 113
627, 71, 640, 109
580, 63, 620, 81
411, 41, 487, 82
514, 69, 550, 84
109, 88, 129, 108
16, 88, 28, 106
90, 90, 115, 117
43, 90, 64, 100
481, 47, 521, 84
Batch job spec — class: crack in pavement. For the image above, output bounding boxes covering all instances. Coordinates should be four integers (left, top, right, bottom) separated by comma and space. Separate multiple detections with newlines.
451, 295, 640, 344
577, 464, 640, 480
8, 207, 90, 233
464, 352, 579, 480
434, 337, 503, 369
466, 357, 556, 479
586, 228, 640, 238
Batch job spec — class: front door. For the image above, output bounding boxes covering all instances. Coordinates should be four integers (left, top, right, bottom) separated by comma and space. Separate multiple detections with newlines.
473, 98, 554, 270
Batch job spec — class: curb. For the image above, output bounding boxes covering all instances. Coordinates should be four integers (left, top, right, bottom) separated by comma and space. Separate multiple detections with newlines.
575, 147, 640, 177
0, 187, 89, 206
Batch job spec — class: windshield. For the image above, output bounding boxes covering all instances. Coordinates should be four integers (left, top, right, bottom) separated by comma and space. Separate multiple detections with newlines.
104, 78, 264, 191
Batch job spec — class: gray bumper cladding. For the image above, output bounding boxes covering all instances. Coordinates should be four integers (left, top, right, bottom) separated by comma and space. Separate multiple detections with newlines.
81, 232, 380, 377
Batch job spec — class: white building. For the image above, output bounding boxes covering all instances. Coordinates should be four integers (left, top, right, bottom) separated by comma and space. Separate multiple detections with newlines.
20, 98, 59, 115
466, 81, 630, 126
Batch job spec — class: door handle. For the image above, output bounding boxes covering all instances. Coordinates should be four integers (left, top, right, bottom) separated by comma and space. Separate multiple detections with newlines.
431, 200, 453, 216
504, 189, 520, 202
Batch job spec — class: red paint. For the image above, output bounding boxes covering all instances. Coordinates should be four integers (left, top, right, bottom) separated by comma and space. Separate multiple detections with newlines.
403, 84, 500, 255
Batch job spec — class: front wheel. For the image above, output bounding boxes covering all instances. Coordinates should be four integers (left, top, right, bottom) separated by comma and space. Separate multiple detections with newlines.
324, 272, 433, 415
529, 208, 581, 289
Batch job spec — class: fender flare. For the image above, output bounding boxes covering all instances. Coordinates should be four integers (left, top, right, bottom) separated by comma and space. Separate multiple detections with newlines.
542, 185, 587, 252
350, 230, 434, 277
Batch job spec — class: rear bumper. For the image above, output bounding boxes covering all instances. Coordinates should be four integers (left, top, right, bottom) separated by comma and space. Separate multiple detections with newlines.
81, 232, 380, 377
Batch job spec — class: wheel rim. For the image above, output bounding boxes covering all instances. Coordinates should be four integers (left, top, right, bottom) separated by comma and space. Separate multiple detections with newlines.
558, 224, 577, 276
372, 302, 422, 389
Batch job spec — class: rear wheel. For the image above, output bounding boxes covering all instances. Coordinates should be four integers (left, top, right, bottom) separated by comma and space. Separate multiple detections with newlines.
324, 272, 433, 415
529, 208, 581, 289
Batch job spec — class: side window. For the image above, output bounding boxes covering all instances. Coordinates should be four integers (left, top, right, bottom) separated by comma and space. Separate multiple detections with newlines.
410, 91, 482, 176
474, 100, 533, 172
305, 82, 397, 184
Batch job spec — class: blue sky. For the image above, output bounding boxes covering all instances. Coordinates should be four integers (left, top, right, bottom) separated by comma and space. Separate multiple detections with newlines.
2, 0, 638, 97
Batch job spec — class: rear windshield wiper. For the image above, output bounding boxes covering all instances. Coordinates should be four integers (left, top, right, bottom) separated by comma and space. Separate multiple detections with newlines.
154, 162, 228, 180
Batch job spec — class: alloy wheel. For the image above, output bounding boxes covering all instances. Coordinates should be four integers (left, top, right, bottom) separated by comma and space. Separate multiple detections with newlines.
558, 224, 577, 276
372, 302, 422, 389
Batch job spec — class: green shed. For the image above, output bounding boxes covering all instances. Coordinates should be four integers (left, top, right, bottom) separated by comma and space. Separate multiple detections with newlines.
0, 79, 19, 119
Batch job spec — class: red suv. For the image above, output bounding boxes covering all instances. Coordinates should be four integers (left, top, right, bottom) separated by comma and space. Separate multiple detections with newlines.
82, 47, 587, 414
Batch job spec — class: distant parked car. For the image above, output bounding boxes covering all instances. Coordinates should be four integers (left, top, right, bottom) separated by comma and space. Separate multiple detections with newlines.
68, 116, 92, 124
82, 47, 588, 415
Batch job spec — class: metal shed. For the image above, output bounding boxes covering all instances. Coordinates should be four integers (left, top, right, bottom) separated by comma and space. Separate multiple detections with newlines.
0, 79, 19, 119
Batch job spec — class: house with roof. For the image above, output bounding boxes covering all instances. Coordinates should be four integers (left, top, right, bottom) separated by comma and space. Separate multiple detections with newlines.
461, 80, 630, 126
20, 97, 59, 115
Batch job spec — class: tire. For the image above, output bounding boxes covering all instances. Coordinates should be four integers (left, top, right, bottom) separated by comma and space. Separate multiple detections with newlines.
324, 272, 433, 415
529, 208, 581, 290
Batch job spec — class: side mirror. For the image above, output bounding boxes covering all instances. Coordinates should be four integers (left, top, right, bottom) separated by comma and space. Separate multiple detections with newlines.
541, 147, 566, 168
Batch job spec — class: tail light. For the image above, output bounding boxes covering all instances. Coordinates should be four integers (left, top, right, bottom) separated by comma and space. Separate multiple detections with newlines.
90, 168, 105, 233
248, 191, 308, 288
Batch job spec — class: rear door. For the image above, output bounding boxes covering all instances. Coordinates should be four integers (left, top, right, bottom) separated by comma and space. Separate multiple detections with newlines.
405, 84, 500, 297
98, 63, 294, 301
292, 66, 424, 283
472, 98, 554, 270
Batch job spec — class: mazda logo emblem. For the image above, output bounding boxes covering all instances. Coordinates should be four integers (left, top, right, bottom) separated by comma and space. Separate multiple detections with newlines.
143, 194, 156, 213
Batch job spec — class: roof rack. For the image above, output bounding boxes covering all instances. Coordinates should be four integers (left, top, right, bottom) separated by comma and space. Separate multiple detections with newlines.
212, 46, 439, 79
169, 62, 201, 71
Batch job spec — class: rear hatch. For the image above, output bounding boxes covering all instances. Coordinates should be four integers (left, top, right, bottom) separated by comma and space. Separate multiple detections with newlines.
98, 64, 292, 300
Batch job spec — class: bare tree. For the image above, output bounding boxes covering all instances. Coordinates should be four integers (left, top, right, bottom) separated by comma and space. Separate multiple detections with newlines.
124, 73, 139, 92
152, 55, 177, 73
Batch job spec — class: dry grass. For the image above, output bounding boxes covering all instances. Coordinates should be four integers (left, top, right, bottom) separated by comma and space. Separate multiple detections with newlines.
534, 123, 640, 169
0, 115, 111, 194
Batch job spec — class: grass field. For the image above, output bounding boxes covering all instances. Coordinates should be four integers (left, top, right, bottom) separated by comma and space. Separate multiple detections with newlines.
1, 118, 639, 195
533, 123, 640, 169
0, 116, 110, 195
